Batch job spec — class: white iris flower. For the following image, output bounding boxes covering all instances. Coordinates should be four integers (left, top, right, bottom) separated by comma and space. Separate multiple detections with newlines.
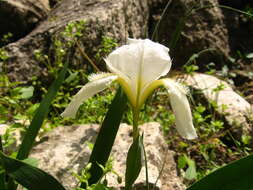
61, 39, 197, 140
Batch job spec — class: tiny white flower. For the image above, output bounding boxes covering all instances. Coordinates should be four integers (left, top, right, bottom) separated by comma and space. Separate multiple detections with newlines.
61, 39, 197, 139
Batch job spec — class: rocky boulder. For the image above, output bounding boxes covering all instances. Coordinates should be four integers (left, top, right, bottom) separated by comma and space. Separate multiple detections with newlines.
150, 0, 230, 67
0, 0, 50, 46
2, 0, 252, 83
3, 0, 149, 82
181, 73, 252, 139
30, 122, 185, 190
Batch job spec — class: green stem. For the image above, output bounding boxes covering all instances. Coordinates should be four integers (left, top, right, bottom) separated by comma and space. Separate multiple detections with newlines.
132, 108, 140, 140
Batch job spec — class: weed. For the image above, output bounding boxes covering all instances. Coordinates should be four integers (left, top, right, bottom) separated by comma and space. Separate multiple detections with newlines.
72, 157, 120, 190
0, 49, 8, 61
0, 32, 13, 46
95, 36, 118, 62
184, 64, 199, 74
178, 154, 197, 180
172, 87, 252, 184
243, 5, 253, 20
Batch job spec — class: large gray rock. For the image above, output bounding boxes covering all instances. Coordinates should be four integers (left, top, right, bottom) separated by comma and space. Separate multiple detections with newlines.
3, 0, 149, 82
150, 0, 230, 68
30, 122, 185, 190
3, 0, 252, 83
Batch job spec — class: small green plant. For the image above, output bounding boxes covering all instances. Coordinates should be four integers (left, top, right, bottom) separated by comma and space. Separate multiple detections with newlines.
183, 64, 199, 74
0, 49, 8, 61
32, 23, 120, 128
72, 158, 120, 190
244, 5, 253, 20
95, 36, 118, 62
1, 127, 16, 150
0, 32, 13, 46
174, 85, 253, 187
182, 48, 215, 74
178, 154, 197, 180
0, 48, 39, 150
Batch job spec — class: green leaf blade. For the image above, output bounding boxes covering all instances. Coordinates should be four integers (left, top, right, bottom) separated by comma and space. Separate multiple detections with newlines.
0, 152, 66, 190
125, 134, 144, 190
82, 87, 127, 187
187, 154, 253, 190
16, 60, 69, 160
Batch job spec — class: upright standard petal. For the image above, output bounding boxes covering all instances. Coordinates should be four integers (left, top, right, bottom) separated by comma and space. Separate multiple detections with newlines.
61, 74, 118, 118
140, 39, 171, 86
139, 39, 172, 103
105, 39, 171, 107
162, 79, 197, 139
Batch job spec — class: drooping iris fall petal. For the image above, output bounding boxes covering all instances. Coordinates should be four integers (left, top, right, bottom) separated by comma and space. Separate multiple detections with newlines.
61, 74, 117, 118
162, 79, 197, 139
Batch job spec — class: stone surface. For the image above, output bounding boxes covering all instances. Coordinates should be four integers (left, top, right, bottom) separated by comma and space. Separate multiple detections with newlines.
3, 0, 149, 82
0, 0, 50, 46
181, 73, 252, 137
149, 0, 253, 71
30, 122, 185, 190
2, 0, 252, 83
150, 0, 230, 68
219, 0, 253, 55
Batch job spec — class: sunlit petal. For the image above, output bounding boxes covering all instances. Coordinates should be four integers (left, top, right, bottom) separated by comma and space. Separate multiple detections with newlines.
138, 79, 164, 108
104, 42, 140, 100
162, 79, 197, 139
105, 39, 171, 106
138, 39, 171, 86
61, 74, 117, 118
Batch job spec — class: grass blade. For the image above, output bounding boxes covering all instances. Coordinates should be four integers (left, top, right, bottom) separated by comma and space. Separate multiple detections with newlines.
151, 0, 172, 41
0, 151, 66, 190
81, 87, 127, 187
16, 59, 69, 160
168, 16, 186, 50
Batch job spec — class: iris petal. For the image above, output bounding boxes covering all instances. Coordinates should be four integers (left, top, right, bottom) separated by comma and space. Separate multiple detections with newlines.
162, 79, 197, 139
105, 38, 171, 107
61, 74, 118, 118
